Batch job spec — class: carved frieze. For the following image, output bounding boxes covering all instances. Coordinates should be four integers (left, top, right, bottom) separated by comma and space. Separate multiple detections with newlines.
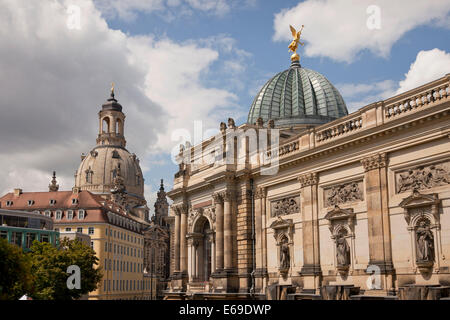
270, 195, 300, 217
396, 161, 450, 193
298, 172, 318, 188
361, 153, 387, 171
324, 181, 364, 207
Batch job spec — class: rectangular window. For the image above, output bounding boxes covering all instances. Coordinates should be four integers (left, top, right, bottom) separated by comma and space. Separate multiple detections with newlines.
77, 210, 85, 220
41, 234, 49, 243
88, 227, 94, 235
77, 227, 82, 233
54, 228, 59, 232
90, 241, 94, 249
65, 228, 71, 232
26, 233, 36, 248
56, 211, 62, 220
105, 242, 108, 251
67, 210, 73, 220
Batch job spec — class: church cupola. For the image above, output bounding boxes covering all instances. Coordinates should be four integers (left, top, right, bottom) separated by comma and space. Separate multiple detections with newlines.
96, 83, 127, 148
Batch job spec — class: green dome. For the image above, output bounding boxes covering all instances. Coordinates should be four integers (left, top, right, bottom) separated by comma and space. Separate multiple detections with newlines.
247, 61, 348, 128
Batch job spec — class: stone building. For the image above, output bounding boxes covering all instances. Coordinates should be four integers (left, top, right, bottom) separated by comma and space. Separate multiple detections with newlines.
143, 179, 171, 299
165, 54, 450, 300
0, 89, 159, 300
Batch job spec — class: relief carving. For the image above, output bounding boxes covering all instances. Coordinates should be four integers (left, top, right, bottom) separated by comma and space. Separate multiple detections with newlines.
396, 161, 450, 193
270, 196, 300, 217
324, 181, 364, 207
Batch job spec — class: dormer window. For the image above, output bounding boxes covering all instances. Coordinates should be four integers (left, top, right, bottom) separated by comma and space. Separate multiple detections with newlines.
27, 200, 35, 206
72, 198, 78, 205
55, 210, 62, 220
44, 210, 51, 217
78, 209, 85, 220
6, 201, 13, 207
67, 210, 74, 220
49, 199, 56, 206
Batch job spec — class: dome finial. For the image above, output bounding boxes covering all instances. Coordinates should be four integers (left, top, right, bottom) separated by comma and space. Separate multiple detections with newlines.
49, 171, 59, 192
288, 24, 304, 62
110, 82, 115, 99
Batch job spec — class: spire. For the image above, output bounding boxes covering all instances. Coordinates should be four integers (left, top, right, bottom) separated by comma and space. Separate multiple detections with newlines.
49, 171, 59, 192
160, 179, 164, 191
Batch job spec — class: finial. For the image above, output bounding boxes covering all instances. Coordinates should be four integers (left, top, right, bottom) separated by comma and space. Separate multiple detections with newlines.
160, 179, 164, 190
288, 24, 304, 62
110, 82, 115, 98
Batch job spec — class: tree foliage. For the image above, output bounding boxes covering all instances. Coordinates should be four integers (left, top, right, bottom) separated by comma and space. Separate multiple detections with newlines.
29, 238, 103, 300
0, 237, 102, 300
0, 238, 33, 300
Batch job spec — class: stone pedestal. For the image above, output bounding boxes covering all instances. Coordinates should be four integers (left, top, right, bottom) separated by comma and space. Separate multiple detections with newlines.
211, 269, 239, 293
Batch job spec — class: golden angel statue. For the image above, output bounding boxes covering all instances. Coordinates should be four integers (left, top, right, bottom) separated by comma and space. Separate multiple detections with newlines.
288, 25, 304, 61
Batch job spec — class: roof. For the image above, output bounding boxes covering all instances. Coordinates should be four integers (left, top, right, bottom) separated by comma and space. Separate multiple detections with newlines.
0, 190, 142, 226
247, 60, 348, 128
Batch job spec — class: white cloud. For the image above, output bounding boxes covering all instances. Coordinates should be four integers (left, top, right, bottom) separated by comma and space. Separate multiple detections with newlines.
396, 48, 450, 94
337, 48, 450, 112
0, 0, 246, 200
273, 0, 450, 63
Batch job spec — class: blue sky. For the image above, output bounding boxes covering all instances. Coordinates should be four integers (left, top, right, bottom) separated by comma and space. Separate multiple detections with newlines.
0, 0, 449, 215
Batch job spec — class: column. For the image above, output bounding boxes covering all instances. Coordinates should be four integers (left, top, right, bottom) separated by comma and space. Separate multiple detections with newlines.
213, 193, 224, 271
261, 188, 268, 288
211, 237, 216, 273
173, 207, 181, 272
298, 172, 321, 290
361, 153, 394, 285
180, 204, 188, 274
254, 188, 263, 270
188, 238, 193, 282
223, 190, 234, 270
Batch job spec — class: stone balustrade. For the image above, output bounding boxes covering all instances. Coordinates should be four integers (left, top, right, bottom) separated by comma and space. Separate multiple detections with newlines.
384, 76, 449, 121
315, 115, 363, 144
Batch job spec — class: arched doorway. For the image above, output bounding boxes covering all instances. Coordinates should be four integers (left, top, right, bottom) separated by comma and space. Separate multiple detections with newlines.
190, 216, 213, 282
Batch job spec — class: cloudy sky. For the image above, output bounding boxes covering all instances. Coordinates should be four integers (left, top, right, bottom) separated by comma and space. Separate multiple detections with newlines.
0, 0, 449, 215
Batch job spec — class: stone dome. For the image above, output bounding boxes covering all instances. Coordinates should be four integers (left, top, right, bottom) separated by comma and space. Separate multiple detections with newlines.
247, 61, 348, 128
75, 146, 145, 201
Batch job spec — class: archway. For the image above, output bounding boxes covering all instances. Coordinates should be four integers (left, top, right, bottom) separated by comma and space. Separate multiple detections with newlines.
191, 216, 213, 282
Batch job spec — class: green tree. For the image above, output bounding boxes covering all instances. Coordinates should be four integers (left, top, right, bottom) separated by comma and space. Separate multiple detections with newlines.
29, 238, 102, 300
0, 238, 34, 300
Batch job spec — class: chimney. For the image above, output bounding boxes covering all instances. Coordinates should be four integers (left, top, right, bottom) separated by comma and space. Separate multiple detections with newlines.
13, 188, 23, 197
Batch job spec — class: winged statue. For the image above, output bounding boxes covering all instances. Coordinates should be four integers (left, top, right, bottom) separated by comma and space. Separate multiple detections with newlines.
288, 25, 304, 54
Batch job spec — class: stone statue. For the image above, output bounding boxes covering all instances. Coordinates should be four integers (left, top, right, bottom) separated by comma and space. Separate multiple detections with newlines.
228, 118, 235, 129
336, 234, 350, 266
416, 220, 435, 262
280, 240, 290, 269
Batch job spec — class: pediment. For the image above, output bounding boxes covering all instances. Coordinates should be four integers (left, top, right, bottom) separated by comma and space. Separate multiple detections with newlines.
399, 190, 439, 209
270, 217, 293, 230
324, 205, 355, 221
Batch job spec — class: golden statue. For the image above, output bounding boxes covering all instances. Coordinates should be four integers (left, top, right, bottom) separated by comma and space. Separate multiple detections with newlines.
288, 25, 304, 62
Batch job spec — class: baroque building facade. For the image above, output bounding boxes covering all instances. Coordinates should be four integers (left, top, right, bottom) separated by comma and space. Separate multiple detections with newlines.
165, 56, 450, 300
0, 89, 169, 300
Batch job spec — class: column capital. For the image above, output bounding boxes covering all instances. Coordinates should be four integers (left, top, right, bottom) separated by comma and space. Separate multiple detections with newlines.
254, 187, 266, 199
212, 192, 223, 203
298, 172, 318, 188
361, 152, 387, 172
172, 203, 188, 216
221, 190, 235, 202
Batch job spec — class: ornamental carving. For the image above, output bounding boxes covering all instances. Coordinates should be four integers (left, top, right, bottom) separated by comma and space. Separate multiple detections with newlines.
254, 187, 266, 200
396, 161, 450, 193
361, 153, 387, 171
298, 172, 318, 188
324, 181, 364, 207
270, 196, 300, 217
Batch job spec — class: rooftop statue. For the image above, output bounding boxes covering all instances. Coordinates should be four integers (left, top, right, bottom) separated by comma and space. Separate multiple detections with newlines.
288, 24, 304, 62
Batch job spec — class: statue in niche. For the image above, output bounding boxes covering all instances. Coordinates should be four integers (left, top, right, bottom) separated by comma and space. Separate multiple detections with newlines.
416, 219, 435, 263
336, 233, 351, 266
280, 237, 290, 270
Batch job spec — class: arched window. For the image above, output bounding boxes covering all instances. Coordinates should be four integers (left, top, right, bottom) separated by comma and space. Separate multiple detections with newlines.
116, 118, 122, 135
102, 117, 110, 133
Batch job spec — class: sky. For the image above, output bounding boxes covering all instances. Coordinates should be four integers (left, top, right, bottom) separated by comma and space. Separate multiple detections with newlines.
0, 0, 449, 216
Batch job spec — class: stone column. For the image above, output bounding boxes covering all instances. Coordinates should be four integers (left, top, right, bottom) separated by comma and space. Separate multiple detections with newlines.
173, 207, 181, 273
223, 190, 234, 270
261, 188, 268, 289
254, 188, 263, 271
188, 237, 193, 282
180, 204, 188, 274
298, 172, 322, 292
213, 193, 224, 271
361, 153, 395, 292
